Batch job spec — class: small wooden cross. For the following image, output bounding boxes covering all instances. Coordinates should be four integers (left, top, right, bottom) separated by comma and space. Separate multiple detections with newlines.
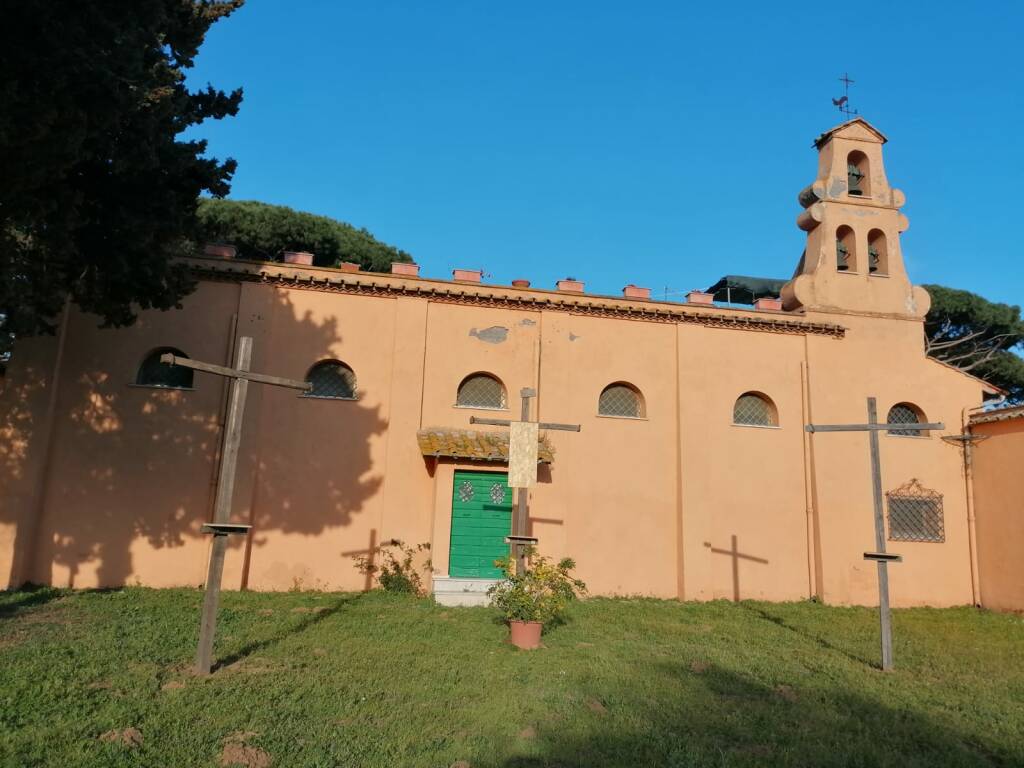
470, 387, 580, 572
806, 397, 944, 671
162, 337, 311, 675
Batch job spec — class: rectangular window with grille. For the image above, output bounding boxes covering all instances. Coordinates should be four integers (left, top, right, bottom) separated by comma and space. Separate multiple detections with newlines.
886, 480, 944, 543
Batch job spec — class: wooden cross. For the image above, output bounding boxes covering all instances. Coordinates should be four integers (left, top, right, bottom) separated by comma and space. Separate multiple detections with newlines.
470, 387, 580, 572
162, 337, 311, 675
806, 396, 944, 671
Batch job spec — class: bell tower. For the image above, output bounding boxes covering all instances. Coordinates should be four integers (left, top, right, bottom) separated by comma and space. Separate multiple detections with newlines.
781, 118, 931, 318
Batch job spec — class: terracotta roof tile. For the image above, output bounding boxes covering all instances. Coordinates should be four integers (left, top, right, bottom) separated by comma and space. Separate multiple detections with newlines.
969, 405, 1024, 426
416, 428, 555, 463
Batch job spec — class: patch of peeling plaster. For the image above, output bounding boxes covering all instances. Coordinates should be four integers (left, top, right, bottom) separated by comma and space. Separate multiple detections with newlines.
569, 332, 581, 342
519, 319, 536, 327
469, 326, 509, 344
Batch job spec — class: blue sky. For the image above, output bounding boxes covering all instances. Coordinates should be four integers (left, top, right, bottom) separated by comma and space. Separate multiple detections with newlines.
187, 1, 1023, 305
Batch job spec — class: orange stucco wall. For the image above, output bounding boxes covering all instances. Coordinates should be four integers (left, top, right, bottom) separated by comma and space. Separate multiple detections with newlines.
970, 418, 1024, 612
0, 264, 991, 606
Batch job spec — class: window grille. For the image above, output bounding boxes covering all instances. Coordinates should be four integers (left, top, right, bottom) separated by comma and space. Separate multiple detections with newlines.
887, 479, 944, 543
887, 403, 925, 436
136, 348, 193, 389
305, 361, 357, 399
733, 393, 776, 426
456, 374, 506, 409
598, 384, 643, 418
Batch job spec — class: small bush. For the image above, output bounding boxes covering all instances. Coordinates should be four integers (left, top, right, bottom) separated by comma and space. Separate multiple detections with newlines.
354, 541, 431, 596
488, 548, 587, 626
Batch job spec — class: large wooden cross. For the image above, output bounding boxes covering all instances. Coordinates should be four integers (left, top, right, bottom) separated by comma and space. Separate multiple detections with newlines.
470, 387, 580, 572
806, 396, 944, 671
162, 337, 311, 675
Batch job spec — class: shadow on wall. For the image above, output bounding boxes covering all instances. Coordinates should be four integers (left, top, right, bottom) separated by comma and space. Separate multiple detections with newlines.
704, 535, 770, 602
491, 662, 1012, 767
1, 288, 386, 589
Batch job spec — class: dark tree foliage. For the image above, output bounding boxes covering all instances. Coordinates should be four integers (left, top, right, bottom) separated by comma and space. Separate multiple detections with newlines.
924, 284, 1024, 402
0, 0, 244, 338
196, 199, 413, 271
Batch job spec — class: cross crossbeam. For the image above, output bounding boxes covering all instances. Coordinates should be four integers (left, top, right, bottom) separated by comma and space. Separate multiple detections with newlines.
806, 422, 944, 433
160, 352, 310, 392
470, 416, 581, 432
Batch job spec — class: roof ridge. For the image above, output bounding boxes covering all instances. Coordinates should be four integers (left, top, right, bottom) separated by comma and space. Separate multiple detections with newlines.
182, 257, 845, 339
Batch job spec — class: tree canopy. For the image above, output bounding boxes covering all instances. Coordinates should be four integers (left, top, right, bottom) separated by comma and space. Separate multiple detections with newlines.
196, 199, 412, 272
923, 284, 1024, 402
0, 0, 244, 338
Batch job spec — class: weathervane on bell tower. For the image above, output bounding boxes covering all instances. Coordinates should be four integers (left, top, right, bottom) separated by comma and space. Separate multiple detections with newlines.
832, 73, 858, 120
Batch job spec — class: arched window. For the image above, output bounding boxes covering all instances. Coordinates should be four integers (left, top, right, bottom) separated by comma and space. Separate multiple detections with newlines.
598, 383, 645, 418
868, 229, 888, 275
456, 373, 507, 409
847, 150, 870, 197
836, 225, 856, 272
887, 403, 927, 437
304, 360, 357, 399
135, 347, 193, 389
733, 392, 778, 427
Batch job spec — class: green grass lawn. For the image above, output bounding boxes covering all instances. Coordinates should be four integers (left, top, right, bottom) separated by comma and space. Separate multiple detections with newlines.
1, 587, 1022, 767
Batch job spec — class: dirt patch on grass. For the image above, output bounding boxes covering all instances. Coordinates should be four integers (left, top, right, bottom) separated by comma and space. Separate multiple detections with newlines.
162, 680, 186, 691
221, 732, 271, 767
689, 660, 710, 674
774, 684, 798, 702
518, 726, 537, 740
99, 727, 142, 748
585, 697, 607, 715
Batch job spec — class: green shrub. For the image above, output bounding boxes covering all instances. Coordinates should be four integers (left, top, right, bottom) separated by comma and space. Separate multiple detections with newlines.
354, 541, 431, 596
488, 549, 587, 625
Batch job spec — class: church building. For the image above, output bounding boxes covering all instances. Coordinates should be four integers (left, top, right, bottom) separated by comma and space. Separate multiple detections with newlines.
0, 119, 1009, 607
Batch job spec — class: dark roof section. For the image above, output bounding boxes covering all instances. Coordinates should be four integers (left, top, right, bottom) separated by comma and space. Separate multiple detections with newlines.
705, 275, 787, 305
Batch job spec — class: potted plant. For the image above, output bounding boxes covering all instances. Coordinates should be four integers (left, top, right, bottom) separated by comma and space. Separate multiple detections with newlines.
488, 548, 587, 650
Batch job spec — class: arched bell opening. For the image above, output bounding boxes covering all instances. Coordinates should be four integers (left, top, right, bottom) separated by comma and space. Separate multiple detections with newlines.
836, 225, 857, 272
847, 150, 871, 197
868, 229, 888, 275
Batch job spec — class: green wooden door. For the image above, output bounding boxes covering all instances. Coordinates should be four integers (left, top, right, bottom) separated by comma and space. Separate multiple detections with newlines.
449, 471, 512, 579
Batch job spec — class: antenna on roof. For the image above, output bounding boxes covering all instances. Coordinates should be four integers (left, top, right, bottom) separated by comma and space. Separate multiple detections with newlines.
832, 73, 858, 120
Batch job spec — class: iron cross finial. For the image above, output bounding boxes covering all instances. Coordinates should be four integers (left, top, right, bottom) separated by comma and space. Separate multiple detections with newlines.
832, 72, 859, 120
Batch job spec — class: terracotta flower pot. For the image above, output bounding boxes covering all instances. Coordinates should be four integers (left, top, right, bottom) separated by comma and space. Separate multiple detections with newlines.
282, 250, 314, 266
203, 243, 237, 259
509, 620, 542, 650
